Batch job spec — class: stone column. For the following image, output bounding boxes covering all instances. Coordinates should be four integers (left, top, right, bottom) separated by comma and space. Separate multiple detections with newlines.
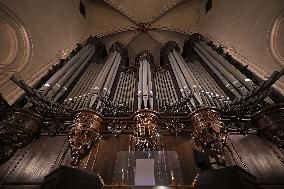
68, 109, 103, 167
0, 109, 42, 164
132, 109, 159, 151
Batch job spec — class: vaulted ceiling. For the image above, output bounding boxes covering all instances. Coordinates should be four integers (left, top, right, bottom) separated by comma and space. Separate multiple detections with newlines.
84, 0, 204, 64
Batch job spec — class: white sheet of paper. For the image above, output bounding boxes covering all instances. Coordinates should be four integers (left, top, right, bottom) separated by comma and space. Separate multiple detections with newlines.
135, 159, 155, 186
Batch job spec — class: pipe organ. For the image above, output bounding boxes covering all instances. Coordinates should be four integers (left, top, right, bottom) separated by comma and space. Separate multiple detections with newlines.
112, 70, 136, 110
154, 67, 178, 111
1, 34, 284, 188
136, 50, 154, 110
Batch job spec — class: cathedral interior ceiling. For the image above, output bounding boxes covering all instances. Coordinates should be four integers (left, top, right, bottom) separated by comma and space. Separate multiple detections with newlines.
87, 0, 202, 64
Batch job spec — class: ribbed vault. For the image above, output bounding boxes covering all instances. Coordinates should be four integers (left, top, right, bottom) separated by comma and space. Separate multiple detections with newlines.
85, 0, 204, 64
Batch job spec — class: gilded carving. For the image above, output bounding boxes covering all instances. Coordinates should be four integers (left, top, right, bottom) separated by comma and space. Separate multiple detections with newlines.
189, 107, 227, 165
68, 109, 102, 166
0, 109, 42, 164
133, 110, 159, 151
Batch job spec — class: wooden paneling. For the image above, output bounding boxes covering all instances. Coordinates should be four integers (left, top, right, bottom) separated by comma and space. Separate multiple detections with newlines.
162, 135, 199, 185
0, 136, 67, 183
91, 134, 130, 184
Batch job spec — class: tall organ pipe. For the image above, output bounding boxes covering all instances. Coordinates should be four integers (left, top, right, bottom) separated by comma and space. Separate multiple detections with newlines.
168, 54, 186, 97
167, 48, 196, 108
136, 50, 153, 110
52, 47, 96, 102
142, 59, 149, 108
88, 51, 118, 107
88, 42, 126, 108
198, 41, 253, 92
173, 50, 203, 105
147, 60, 153, 109
39, 43, 93, 95
195, 42, 247, 97
102, 54, 121, 95
138, 61, 143, 110
194, 46, 242, 99
46, 45, 95, 100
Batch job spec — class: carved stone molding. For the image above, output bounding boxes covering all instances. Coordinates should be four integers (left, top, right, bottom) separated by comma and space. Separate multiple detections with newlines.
189, 107, 227, 165
132, 109, 159, 151
253, 103, 284, 148
0, 109, 42, 164
68, 109, 103, 166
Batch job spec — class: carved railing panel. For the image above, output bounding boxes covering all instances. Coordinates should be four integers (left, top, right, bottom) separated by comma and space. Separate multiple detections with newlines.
0, 109, 42, 164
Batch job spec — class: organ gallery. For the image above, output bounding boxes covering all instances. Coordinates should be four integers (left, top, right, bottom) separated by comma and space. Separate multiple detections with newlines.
0, 0, 284, 188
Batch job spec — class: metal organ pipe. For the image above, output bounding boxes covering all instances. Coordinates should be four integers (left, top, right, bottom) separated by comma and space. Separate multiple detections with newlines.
195, 42, 246, 97
169, 53, 190, 97
102, 54, 121, 95
168, 53, 186, 98
79, 63, 103, 109
96, 53, 122, 110
199, 41, 253, 92
39, 43, 93, 95
46, 45, 95, 100
166, 71, 178, 104
138, 61, 143, 110
169, 51, 198, 108
194, 46, 242, 99
52, 47, 96, 102
88, 51, 117, 107
136, 51, 153, 110
173, 50, 203, 106
142, 59, 149, 108
191, 62, 218, 107
184, 62, 204, 106
88, 43, 126, 108
147, 61, 153, 109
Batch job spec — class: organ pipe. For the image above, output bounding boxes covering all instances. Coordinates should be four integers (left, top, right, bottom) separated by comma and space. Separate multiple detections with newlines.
88, 43, 126, 108
39, 43, 93, 96
52, 47, 96, 102
198, 41, 253, 93
195, 42, 246, 96
136, 50, 154, 110
46, 45, 96, 101
194, 46, 242, 99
